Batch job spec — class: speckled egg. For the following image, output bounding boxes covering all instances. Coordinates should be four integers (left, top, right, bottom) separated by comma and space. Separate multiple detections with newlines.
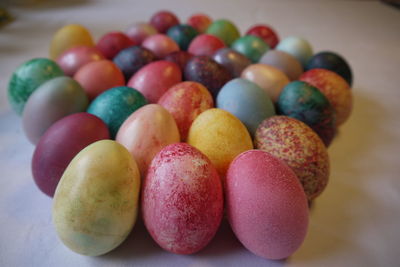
142, 34, 180, 58
276, 36, 313, 67
212, 48, 252, 77
56, 46, 105, 76
167, 24, 198, 51
206, 19, 240, 46
188, 34, 226, 57
259, 50, 303, 81
231, 35, 269, 63
113, 46, 156, 80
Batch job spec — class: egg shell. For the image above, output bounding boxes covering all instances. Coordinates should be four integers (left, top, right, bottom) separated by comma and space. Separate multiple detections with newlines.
206, 19, 240, 46
259, 50, 303, 81
276, 36, 313, 67
113, 46, 156, 80
142, 34, 180, 58
212, 48, 252, 77
53, 140, 141, 256
116, 104, 180, 176
74, 60, 125, 100
96, 31, 136, 60
217, 78, 275, 136
127, 60, 182, 103
231, 35, 269, 63
300, 68, 353, 126
187, 13, 212, 33
241, 64, 290, 102
125, 22, 158, 44
32, 113, 109, 197
187, 34, 226, 57
255, 116, 330, 200
167, 24, 198, 51
56, 46, 105, 76
158, 81, 214, 140
245, 24, 279, 49
150, 10, 180, 33
142, 143, 223, 254
8, 58, 64, 115
187, 108, 253, 178
163, 51, 193, 75
22, 77, 88, 144
226, 150, 309, 260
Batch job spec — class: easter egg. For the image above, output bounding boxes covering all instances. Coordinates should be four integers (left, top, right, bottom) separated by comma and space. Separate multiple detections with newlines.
167, 24, 198, 50
53, 140, 141, 256
212, 48, 251, 77
22, 77, 88, 144
142, 143, 223, 254
56, 46, 105, 76
116, 104, 180, 176
187, 34, 226, 57
277, 81, 336, 146
184, 56, 232, 98
150, 10, 180, 33
32, 113, 109, 197
226, 150, 309, 260
231, 35, 269, 63
113, 46, 156, 80
259, 50, 303, 81
187, 108, 253, 178
163, 51, 193, 74
187, 13, 212, 33
8, 58, 64, 115
158, 81, 214, 140
125, 22, 158, 45
206, 19, 240, 46
306, 51, 353, 86
87, 86, 147, 138
245, 24, 279, 49
50, 24, 94, 60
127, 60, 182, 103
300, 68, 353, 126
255, 116, 330, 200
142, 34, 180, 58
74, 60, 125, 100
96, 31, 135, 59
276, 36, 313, 67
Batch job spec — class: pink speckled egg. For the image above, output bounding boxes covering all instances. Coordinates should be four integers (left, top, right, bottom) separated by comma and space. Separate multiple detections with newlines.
226, 150, 309, 260
142, 143, 223, 254
142, 34, 180, 58
255, 116, 330, 200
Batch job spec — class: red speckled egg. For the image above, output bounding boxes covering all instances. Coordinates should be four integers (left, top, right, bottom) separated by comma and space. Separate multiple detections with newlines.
32, 113, 109, 197
187, 34, 226, 57
96, 31, 135, 59
226, 150, 309, 260
142, 34, 180, 58
158, 81, 214, 141
125, 22, 158, 45
245, 24, 279, 48
142, 143, 223, 254
127, 60, 182, 103
187, 13, 212, 33
150, 10, 180, 33
255, 116, 330, 200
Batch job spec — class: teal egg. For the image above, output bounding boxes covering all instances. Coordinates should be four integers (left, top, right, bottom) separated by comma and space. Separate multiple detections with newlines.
167, 24, 198, 51
87, 86, 147, 138
8, 58, 64, 115
276, 36, 313, 67
231, 35, 269, 63
206, 19, 240, 46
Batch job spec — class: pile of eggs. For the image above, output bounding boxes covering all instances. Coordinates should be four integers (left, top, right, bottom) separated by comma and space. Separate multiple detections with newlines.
8, 10, 353, 260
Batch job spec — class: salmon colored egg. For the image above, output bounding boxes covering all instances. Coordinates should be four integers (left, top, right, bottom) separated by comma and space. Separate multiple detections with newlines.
188, 34, 226, 57
142, 34, 180, 58
187, 13, 212, 33
96, 31, 135, 59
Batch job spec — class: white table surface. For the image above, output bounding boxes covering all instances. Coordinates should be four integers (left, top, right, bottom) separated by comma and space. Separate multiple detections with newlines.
1, 0, 400, 266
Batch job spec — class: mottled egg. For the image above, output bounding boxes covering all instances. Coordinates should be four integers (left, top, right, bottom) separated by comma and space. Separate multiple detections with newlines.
212, 48, 252, 77
56, 46, 105, 76
231, 35, 269, 63
245, 24, 279, 48
187, 13, 212, 33
276, 36, 313, 67
32, 113, 109, 197
142, 143, 223, 254
113, 46, 156, 80
163, 51, 193, 74
96, 31, 135, 60
226, 150, 309, 260
206, 19, 240, 46
125, 22, 158, 45
255, 116, 330, 200
53, 140, 141, 256
167, 24, 198, 51
259, 50, 303, 81
142, 34, 180, 58
22, 77, 88, 144
150, 10, 180, 33
188, 34, 226, 57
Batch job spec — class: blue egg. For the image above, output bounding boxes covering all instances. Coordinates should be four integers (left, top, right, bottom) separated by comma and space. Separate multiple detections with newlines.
216, 78, 275, 136
276, 36, 313, 67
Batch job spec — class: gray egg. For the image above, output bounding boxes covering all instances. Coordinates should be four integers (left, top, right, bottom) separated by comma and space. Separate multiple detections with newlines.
259, 50, 303, 81
212, 48, 251, 77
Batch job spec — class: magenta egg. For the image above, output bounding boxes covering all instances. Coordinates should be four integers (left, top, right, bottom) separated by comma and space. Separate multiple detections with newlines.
96, 31, 135, 59
187, 34, 225, 57
56, 46, 104, 76
142, 34, 180, 58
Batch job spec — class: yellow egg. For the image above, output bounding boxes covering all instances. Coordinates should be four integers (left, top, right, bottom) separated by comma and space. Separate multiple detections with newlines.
50, 24, 94, 60
187, 108, 253, 178
53, 140, 140, 256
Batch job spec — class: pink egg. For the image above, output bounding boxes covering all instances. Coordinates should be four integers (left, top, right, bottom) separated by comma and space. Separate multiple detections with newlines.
56, 45, 104, 76
158, 81, 214, 141
116, 104, 180, 176
188, 34, 225, 57
142, 143, 223, 254
125, 22, 158, 45
127, 60, 182, 103
226, 150, 309, 260
142, 34, 180, 58
96, 31, 136, 59
187, 13, 212, 33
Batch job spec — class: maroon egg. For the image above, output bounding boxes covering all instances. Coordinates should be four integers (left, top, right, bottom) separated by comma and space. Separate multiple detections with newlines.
150, 10, 180, 33
212, 48, 251, 77
164, 51, 193, 76
96, 31, 136, 59
188, 34, 225, 57
32, 113, 110, 197
245, 24, 279, 49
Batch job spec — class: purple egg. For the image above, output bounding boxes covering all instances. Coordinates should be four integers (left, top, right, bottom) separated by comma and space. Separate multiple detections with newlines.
212, 48, 251, 77
113, 46, 156, 80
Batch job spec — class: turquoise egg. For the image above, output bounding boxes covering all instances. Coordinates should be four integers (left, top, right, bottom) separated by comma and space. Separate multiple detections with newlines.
276, 36, 313, 67
231, 35, 269, 63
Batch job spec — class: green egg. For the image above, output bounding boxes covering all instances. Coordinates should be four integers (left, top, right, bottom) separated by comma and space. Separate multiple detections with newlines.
231, 35, 269, 63
206, 19, 240, 46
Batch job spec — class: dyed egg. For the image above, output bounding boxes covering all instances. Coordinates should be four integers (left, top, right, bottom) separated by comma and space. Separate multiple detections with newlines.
184, 56, 232, 98
212, 48, 251, 77
276, 36, 313, 67
226, 150, 309, 260
87, 86, 147, 138
22, 77, 88, 144
163, 51, 193, 74
74, 60, 125, 100
245, 24, 279, 49
187, 13, 212, 33
188, 34, 226, 57
116, 104, 180, 176
96, 31, 135, 59
158, 81, 214, 140
277, 81, 336, 146
217, 78, 275, 136
125, 22, 158, 45
8, 58, 64, 115
167, 24, 198, 50
142, 143, 223, 254
300, 68, 353, 126
231, 35, 269, 63
32, 113, 109, 197
53, 140, 140, 256
56, 46, 105, 76
241, 64, 290, 102
150, 10, 180, 33
50, 24, 94, 60
187, 108, 253, 178
127, 60, 182, 103
255, 116, 330, 200
259, 50, 303, 81
206, 19, 240, 46
113, 46, 156, 80
142, 34, 180, 58
306, 51, 353, 86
